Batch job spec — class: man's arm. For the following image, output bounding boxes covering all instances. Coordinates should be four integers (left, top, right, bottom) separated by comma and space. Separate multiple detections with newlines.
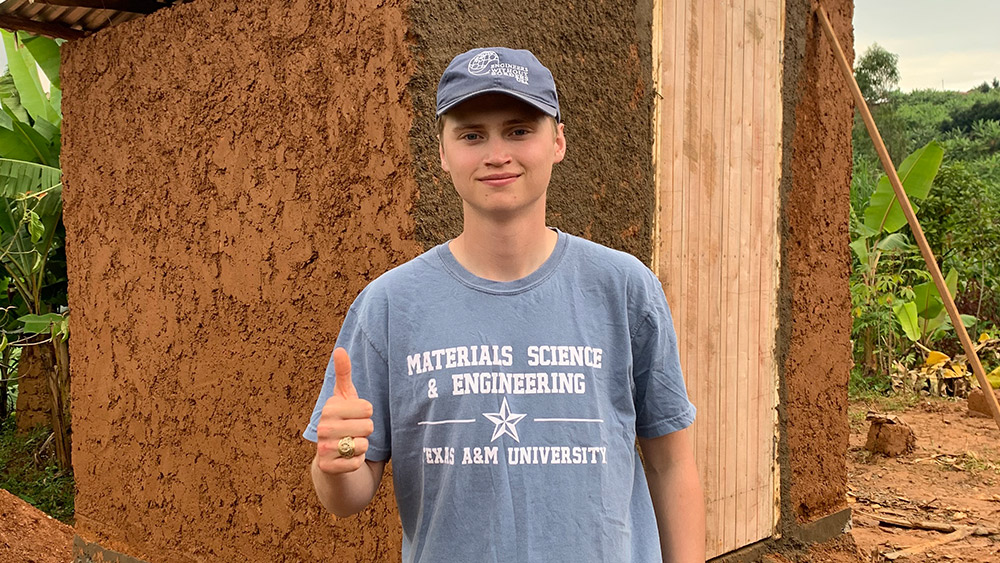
311, 456, 385, 516
638, 427, 706, 563
309, 347, 386, 517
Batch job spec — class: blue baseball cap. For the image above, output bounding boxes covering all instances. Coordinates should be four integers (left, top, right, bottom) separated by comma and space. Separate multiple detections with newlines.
436, 47, 561, 122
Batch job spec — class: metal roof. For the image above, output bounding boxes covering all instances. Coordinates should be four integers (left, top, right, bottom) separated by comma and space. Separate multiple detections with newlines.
0, 0, 183, 40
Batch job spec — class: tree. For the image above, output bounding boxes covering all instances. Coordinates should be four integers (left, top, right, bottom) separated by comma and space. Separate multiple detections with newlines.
855, 43, 900, 106
941, 100, 1000, 134
852, 44, 908, 164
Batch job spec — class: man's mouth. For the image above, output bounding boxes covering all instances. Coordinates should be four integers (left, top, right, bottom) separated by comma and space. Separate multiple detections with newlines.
479, 173, 521, 186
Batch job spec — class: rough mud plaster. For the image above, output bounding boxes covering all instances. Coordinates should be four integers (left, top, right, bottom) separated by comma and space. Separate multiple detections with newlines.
407, 0, 656, 260
13, 343, 56, 432
776, 0, 854, 526
61, 0, 420, 560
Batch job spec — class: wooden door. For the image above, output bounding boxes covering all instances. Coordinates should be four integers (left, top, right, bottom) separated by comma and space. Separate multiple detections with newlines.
652, 0, 784, 557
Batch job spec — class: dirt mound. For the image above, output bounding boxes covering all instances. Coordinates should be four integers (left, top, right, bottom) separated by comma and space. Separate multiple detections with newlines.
0, 488, 72, 563
967, 388, 1000, 418
849, 396, 1000, 562
865, 414, 917, 456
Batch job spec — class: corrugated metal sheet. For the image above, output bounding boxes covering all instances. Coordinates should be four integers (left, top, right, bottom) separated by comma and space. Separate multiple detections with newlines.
0, 0, 182, 38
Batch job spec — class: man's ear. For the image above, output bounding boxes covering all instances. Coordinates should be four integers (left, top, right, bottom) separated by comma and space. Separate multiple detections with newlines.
553, 122, 566, 164
438, 136, 450, 173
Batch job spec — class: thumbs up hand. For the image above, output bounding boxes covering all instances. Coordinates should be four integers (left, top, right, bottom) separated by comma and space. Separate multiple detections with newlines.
315, 347, 374, 475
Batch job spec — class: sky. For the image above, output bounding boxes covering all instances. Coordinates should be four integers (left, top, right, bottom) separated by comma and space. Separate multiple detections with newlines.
854, 0, 1000, 92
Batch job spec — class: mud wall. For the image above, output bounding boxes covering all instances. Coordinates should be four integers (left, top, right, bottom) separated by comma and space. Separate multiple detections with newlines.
777, 0, 854, 527
407, 0, 656, 255
61, 0, 420, 560
60, 0, 853, 559
62, 0, 659, 560
13, 344, 56, 431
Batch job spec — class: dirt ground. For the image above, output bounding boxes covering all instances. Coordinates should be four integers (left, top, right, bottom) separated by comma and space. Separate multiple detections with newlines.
848, 395, 1000, 562
6, 394, 997, 562
0, 488, 72, 563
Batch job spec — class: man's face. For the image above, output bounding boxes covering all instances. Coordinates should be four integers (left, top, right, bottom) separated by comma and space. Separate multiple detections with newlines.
438, 93, 566, 221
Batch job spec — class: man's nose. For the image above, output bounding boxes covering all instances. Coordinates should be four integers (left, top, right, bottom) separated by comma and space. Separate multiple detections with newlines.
483, 138, 512, 166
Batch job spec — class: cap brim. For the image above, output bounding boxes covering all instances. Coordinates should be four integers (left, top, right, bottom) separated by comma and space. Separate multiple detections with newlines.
436, 88, 559, 121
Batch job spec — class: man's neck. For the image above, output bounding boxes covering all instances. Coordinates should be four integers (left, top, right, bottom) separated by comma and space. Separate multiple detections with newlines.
449, 210, 558, 282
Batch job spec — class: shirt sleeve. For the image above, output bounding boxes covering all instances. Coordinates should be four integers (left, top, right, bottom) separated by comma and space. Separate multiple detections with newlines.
630, 273, 697, 439
302, 296, 392, 462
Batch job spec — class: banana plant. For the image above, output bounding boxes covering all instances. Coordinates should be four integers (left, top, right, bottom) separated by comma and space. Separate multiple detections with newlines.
893, 267, 976, 343
850, 141, 944, 283
0, 29, 70, 469
0, 29, 63, 318
863, 140, 944, 234
850, 141, 945, 376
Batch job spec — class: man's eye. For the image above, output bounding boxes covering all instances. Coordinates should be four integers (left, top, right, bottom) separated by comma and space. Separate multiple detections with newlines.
462, 133, 481, 141
511, 128, 529, 136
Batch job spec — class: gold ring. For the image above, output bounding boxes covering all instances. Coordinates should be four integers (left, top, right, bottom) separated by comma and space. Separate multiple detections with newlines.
338, 436, 356, 458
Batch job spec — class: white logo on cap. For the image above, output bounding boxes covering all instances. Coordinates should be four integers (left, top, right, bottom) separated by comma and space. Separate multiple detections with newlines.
468, 51, 499, 76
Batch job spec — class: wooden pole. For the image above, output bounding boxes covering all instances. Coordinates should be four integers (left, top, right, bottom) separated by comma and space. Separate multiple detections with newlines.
813, 2, 1000, 432
30, 0, 164, 16
0, 15, 87, 40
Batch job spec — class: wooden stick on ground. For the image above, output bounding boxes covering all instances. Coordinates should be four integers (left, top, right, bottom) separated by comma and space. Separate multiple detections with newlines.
812, 1, 1000, 432
882, 528, 974, 561
855, 510, 956, 533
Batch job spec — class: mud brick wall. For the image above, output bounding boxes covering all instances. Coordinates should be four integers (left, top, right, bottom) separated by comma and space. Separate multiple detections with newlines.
406, 0, 656, 256
62, 0, 853, 559
61, 0, 420, 560
777, 0, 854, 527
61, 0, 658, 560
14, 344, 56, 431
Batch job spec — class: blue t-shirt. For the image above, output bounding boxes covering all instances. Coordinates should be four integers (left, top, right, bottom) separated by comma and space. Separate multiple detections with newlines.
304, 230, 696, 562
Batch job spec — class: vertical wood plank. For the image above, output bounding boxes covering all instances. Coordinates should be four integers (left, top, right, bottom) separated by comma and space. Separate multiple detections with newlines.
748, 0, 767, 545
738, 0, 755, 547
673, 0, 687, 379
653, 0, 784, 556
706, 0, 725, 554
727, 0, 745, 550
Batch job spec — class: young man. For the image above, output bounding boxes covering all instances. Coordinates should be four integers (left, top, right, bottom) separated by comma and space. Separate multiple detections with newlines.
304, 47, 705, 562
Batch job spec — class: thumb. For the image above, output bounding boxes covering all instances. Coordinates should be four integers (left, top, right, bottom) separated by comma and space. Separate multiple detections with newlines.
333, 347, 357, 399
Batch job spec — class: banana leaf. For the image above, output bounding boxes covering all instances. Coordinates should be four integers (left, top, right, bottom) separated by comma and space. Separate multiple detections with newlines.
0, 158, 61, 199
0, 107, 58, 165
893, 301, 920, 342
18, 312, 63, 334
849, 237, 869, 264
1, 31, 59, 127
875, 232, 912, 251
19, 33, 61, 91
912, 268, 958, 320
0, 73, 30, 124
864, 141, 944, 234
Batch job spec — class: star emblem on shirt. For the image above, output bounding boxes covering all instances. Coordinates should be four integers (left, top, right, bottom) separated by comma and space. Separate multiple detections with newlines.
483, 397, 527, 442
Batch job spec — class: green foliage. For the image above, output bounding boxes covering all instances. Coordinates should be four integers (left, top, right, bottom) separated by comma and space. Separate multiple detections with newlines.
850, 63, 1000, 395
0, 31, 65, 323
855, 43, 900, 105
852, 44, 909, 164
942, 100, 1000, 134
849, 364, 893, 398
894, 87, 1000, 154
0, 417, 74, 523
863, 141, 943, 233
0, 30, 69, 468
